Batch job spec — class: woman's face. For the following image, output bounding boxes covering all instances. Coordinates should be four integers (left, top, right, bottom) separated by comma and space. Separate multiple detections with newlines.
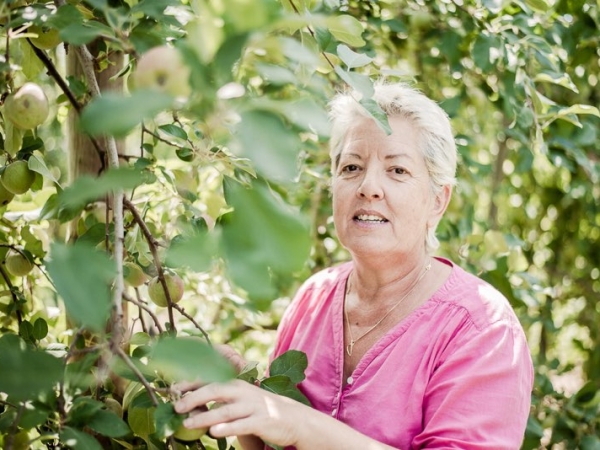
331, 115, 448, 262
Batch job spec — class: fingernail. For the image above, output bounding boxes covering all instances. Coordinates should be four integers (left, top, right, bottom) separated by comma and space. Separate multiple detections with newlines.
183, 419, 192, 427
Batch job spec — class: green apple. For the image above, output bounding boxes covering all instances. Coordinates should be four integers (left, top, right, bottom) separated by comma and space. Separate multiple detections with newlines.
131, 45, 191, 99
1, 161, 36, 195
0, 182, 14, 206
4, 250, 33, 277
124, 262, 147, 288
29, 24, 62, 50
4, 82, 50, 130
173, 423, 208, 442
148, 273, 184, 307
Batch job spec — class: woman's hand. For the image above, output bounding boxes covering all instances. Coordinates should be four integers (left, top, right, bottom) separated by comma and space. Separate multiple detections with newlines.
174, 379, 303, 448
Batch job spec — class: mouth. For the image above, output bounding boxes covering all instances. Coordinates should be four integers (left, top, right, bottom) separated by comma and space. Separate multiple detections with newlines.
353, 213, 388, 224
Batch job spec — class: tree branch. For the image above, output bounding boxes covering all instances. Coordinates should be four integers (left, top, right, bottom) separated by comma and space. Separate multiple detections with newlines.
123, 197, 177, 331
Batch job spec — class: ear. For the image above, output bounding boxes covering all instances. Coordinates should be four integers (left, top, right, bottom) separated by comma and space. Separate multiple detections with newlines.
427, 184, 452, 229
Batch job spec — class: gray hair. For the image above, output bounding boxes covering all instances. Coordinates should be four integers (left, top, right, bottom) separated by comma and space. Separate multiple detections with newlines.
328, 81, 458, 253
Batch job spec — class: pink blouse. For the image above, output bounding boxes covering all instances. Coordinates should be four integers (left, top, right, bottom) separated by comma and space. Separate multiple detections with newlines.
272, 258, 534, 449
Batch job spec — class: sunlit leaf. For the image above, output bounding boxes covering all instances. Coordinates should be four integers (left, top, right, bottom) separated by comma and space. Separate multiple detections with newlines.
28, 151, 61, 188
79, 91, 175, 137
231, 109, 301, 183
58, 167, 146, 210
221, 178, 311, 302
327, 15, 365, 47
149, 336, 236, 383
336, 44, 372, 69
46, 242, 115, 332
269, 350, 308, 384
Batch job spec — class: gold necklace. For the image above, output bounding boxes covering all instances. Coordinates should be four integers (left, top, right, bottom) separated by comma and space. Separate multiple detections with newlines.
344, 259, 432, 357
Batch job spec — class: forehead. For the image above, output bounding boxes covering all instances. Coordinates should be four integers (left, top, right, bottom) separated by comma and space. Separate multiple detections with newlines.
340, 115, 422, 158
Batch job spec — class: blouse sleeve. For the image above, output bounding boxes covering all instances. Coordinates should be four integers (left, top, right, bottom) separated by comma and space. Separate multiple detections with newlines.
413, 315, 534, 449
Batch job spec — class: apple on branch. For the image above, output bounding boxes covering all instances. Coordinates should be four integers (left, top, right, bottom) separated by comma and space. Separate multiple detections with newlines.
148, 272, 184, 307
1, 160, 36, 195
131, 45, 191, 100
4, 82, 50, 130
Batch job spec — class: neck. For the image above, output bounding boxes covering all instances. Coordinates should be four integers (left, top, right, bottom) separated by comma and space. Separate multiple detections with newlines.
349, 254, 432, 304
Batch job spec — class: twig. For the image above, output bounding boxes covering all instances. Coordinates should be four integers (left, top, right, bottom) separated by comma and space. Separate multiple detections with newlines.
123, 198, 177, 331
27, 39, 106, 171
287, 0, 335, 69
172, 304, 211, 345
113, 345, 159, 406
0, 264, 22, 324
122, 291, 164, 334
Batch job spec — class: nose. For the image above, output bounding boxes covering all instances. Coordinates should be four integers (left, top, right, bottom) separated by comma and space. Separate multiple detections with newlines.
357, 170, 384, 200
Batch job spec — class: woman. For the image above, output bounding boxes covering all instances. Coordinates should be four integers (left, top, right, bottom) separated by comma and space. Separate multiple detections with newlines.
175, 82, 534, 449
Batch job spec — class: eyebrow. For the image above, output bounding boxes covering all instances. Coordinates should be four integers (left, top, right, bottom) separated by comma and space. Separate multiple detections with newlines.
338, 152, 416, 162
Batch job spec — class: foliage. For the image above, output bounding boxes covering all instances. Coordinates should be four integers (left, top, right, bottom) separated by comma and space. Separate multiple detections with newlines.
0, 0, 598, 449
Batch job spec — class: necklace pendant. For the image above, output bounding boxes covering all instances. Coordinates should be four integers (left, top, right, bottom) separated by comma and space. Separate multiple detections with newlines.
346, 340, 355, 357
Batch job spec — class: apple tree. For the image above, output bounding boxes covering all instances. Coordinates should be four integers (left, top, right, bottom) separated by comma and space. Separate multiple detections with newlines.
0, 0, 364, 448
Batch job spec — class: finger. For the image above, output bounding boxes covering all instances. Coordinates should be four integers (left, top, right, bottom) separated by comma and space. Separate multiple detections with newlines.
215, 344, 247, 373
175, 381, 242, 414
183, 400, 252, 430
172, 380, 203, 395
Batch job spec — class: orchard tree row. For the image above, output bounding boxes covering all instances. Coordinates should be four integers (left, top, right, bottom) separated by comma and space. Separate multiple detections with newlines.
0, 1, 599, 449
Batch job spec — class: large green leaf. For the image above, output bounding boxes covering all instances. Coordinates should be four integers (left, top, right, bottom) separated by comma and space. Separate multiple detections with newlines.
58, 167, 146, 211
59, 427, 103, 450
0, 334, 63, 401
79, 90, 174, 138
46, 242, 115, 333
149, 336, 236, 384
260, 375, 310, 406
269, 350, 308, 384
87, 409, 131, 438
231, 110, 302, 183
326, 15, 365, 47
221, 178, 311, 302
336, 44, 372, 69
165, 232, 220, 272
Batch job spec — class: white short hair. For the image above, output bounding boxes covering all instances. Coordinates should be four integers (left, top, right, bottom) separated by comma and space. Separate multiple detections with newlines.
328, 81, 458, 252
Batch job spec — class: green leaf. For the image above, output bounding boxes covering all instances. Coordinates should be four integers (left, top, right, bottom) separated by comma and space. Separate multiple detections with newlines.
334, 66, 374, 99
360, 98, 391, 135
0, 334, 63, 401
79, 91, 175, 138
58, 167, 146, 210
149, 336, 236, 384
32, 318, 49, 340
68, 397, 105, 424
128, 406, 156, 440
158, 124, 188, 141
153, 402, 181, 439
165, 233, 219, 272
556, 104, 600, 119
524, 0, 549, 11
336, 44, 372, 69
87, 409, 131, 438
60, 427, 103, 450
533, 72, 578, 93
28, 151, 62, 188
269, 350, 308, 384
221, 178, 311, 303
46, 242, 115, 333
260, 375, 311, 406
472, 33, 500, 72
60, 21, 111, 46
231, 110, 301, 183
327, 15, 365, 47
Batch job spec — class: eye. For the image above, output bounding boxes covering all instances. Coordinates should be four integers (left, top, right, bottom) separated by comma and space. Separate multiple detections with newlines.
393, 167, 408, 175
342, 164, 360, 173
